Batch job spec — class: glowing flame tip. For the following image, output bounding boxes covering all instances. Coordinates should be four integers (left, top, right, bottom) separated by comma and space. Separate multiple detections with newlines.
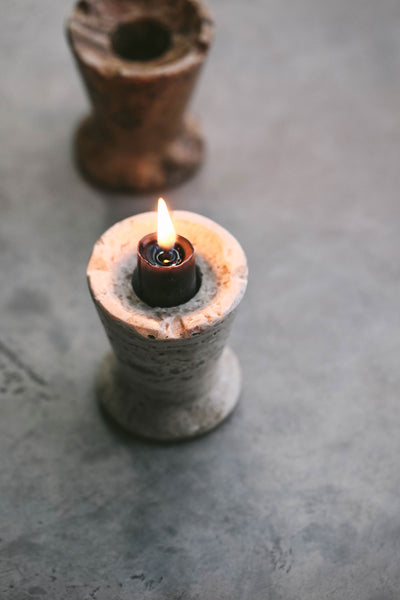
157, 197, 176, 250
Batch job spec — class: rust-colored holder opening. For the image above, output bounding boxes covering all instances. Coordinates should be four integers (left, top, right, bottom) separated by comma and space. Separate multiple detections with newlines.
67, 0, 214, 192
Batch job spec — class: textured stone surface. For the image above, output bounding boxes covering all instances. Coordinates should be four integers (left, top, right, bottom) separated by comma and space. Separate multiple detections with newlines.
98, 346, 240, 440
87, 211, 247, 440
67, 0, 213, 191
1, 0, 400, 598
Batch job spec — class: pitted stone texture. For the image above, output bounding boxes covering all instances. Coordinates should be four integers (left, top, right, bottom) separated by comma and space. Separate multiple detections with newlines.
67, 0, 214, 191
87, 210, 248, 440
98, 346, 240, 440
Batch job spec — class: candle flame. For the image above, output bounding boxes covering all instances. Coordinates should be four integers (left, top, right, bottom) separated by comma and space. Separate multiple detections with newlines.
157, 197, 176, 250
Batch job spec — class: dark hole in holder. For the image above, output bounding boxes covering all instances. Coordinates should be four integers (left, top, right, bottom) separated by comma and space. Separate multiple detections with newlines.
111, 19, 172, 62
77, 0, 90, 14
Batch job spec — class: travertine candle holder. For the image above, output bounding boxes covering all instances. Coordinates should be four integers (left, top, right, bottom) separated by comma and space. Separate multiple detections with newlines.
67, 0, 213, 191
87, 211, 247, 441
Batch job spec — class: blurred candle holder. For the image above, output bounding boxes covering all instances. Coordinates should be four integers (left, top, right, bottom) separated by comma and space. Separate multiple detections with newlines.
66, 0, 214, 191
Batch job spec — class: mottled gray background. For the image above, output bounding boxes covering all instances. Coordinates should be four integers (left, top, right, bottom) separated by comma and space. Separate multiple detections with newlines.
1, 1, 400, 598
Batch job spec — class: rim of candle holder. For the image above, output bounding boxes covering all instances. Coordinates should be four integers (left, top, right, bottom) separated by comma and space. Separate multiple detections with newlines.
87, 211, 248, 340
68, 0, 214, 79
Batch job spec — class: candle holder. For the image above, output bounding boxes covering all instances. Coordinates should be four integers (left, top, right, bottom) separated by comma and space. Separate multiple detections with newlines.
87, 211, 247, 441
66, 0, 214, 192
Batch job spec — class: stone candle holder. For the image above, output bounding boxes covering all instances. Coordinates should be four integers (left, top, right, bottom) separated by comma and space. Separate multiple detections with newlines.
67, 0, 213, 191
87, 211, 248, 441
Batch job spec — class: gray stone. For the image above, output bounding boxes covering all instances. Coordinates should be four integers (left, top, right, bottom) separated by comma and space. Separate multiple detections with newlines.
97, 346, 240, 440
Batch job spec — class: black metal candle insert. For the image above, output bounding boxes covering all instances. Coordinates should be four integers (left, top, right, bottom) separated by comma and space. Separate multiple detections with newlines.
132, 232, 199, 307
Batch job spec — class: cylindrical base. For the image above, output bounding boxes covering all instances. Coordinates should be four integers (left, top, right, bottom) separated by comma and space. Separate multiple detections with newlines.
98, 346, 241, 441
75, 115, 203, 192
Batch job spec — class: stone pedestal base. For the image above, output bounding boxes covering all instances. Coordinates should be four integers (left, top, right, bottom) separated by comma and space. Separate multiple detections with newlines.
98, 346, 240, 441
67, 0, 213, 192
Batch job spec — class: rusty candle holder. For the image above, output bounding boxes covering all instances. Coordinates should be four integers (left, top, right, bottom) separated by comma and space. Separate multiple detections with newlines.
66, 0, 214, 192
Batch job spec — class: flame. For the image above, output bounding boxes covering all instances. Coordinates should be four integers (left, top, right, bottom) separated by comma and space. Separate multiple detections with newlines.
157, 197, 176, 250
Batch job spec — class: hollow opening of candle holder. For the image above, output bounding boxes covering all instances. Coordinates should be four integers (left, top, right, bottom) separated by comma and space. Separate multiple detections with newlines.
77, 0, 90, 15
111, 19, 172, 62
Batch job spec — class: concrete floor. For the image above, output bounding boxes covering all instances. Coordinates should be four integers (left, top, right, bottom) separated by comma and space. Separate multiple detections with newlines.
1, 0, 400, 598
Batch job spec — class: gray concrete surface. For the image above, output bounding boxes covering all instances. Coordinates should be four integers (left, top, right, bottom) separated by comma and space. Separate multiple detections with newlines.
1, 0, 400, 598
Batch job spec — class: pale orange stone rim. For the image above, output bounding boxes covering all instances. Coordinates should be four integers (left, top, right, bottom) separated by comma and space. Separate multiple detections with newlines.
87, 211, 248, 340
